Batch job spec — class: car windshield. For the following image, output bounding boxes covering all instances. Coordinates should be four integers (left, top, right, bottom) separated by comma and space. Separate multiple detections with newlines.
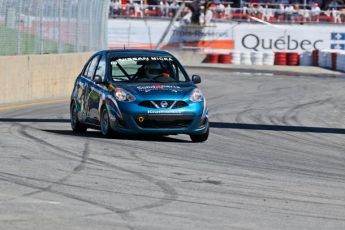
110, 56, 189, 83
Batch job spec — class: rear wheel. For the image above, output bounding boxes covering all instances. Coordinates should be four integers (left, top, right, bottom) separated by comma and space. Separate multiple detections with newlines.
100, 106, 112, 138
70, 102, 87, 133
190, 126, 209, 142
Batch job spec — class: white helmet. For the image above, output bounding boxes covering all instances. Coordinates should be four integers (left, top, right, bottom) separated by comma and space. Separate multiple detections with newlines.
145, 61, 162, 78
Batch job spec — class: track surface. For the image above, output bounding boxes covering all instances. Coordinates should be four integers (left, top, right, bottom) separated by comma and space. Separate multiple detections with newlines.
1, 67, 345, 230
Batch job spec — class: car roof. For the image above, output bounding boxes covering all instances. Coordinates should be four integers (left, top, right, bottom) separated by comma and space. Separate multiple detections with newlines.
96, 49, 173, 57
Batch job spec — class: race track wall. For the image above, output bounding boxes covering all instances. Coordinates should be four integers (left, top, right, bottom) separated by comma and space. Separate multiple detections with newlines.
0, 52, 93, 104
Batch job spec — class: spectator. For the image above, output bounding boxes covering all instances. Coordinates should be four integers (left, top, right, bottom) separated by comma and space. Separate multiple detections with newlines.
314, 0, 323, 9
275, 3, 285, 20
202, 0, 213, 25
292, 4, 300, 20
265, 1, 275, 9
216, 1, 225, 15
186, 0, 202, 25
340, 6, 345, 20
110, 0, 121, 17
224, 3, 232, 18
328, 0, 344, 10
285, 3, 294, 20
142, 0, 150, 17
247, 3, 257, 17
160, 1, 170, 17
311, 2, 321, 20
256, 3, 264, 18
169, 0, 179, 17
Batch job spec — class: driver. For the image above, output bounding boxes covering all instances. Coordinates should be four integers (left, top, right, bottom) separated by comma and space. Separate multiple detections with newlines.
144, 61, 163, 79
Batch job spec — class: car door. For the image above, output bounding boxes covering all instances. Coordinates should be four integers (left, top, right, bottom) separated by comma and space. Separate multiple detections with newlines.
80, 54, 100, 124
87, 54, 107, 125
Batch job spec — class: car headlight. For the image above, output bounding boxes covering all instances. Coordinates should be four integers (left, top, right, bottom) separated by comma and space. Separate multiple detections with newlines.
115, 88, 136, 102
189, 88, 204, 102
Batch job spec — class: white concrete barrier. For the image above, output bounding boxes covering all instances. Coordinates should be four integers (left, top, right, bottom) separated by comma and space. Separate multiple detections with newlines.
0, 52, 93, 104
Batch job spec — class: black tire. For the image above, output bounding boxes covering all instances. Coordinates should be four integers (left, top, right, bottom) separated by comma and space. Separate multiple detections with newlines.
70, 102, 87, 133
190, 125, 209, 142
100, 106, 112, 138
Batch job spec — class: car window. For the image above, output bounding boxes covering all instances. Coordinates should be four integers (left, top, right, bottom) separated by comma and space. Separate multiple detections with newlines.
95, 55, 106, 81
85, 55, 100, 79
110, 56, 189, 82
112, 59, 137, 80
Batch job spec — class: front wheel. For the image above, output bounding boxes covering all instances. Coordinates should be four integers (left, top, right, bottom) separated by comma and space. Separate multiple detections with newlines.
190, 126, 209, 142
70, 102, 87, 133
100, 106, 112, 138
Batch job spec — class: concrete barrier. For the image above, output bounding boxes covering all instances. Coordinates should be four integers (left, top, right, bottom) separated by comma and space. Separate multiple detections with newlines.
0, 52, 94, 104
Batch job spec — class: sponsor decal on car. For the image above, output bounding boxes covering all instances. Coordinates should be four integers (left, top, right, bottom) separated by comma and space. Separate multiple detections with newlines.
114, 57, 174, 62
137, 85, 181, 92
148, 110, 184, 114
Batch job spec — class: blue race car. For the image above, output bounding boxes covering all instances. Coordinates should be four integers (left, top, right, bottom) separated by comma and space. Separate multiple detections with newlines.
70, 49, 209, 142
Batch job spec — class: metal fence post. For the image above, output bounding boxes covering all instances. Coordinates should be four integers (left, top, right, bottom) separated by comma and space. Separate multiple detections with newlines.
17, 0, 23, 55
58, 0, 62, 53
39, 1, 43, 54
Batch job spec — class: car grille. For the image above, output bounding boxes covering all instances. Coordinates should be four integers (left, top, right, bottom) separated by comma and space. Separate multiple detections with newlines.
133, 114, 195, 128
138, 100, 188, 109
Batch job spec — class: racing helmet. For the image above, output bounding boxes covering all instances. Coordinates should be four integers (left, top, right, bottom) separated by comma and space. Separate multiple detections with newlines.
145, 61, 162, 78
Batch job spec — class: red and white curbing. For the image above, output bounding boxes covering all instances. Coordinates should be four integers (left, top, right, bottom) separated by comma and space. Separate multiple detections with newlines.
205, 50, 345, 72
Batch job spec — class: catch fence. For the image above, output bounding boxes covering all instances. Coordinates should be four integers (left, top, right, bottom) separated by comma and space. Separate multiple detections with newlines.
0, 0, 109, 56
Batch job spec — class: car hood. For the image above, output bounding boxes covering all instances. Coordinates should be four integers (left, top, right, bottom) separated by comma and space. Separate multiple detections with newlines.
117, 82, 196, 96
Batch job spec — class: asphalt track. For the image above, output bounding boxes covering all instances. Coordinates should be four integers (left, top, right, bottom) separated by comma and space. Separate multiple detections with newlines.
1, 66, 345, 230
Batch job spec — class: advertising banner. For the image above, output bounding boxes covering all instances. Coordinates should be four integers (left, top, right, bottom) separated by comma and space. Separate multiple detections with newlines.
108, 19, 345, 53
234, 24, 345, 52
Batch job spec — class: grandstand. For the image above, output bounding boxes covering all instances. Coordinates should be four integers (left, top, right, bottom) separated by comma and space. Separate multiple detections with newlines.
108, 0, 345, 24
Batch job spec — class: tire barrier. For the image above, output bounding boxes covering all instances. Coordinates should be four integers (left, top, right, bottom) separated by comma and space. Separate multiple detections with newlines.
312, 49, 319, 66
299, 51, 312, 66
325, 52, 333, 69
331, 52, 337, 70
263, 52, 275, 66
336, 52, 345, 72
203, 50, 345, 73
251, 52, 263, 65
218, 53, 232, 64
274, 52, 287, 66
231, 51, 241, 65
241, 51, 252, 65
318, 50, 329, 68
206, 53, 219, 63
287, 52, 299, 66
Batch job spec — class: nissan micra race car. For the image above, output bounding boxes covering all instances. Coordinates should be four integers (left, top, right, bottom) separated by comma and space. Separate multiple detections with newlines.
70, 49, 209, 142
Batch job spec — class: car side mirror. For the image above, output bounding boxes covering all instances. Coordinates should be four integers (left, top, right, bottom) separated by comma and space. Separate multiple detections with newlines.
192, 75, 201, 84
94, 75, 105, 84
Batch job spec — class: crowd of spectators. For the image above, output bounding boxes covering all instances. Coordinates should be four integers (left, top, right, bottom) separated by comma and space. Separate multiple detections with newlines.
109, 0, 345, 23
